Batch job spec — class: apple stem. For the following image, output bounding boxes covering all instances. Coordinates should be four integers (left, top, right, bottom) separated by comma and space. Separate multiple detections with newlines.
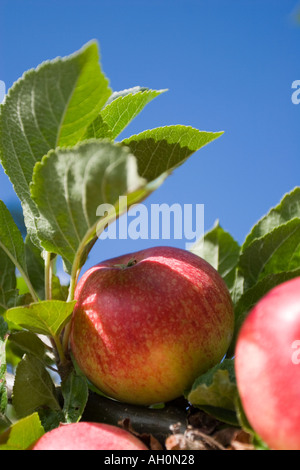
127, 258, 137, 267
113, 258, 137, 269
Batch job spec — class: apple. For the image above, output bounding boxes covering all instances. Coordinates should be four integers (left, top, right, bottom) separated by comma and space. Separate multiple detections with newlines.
235, 277, 300, 450
31, 422, 148, 450
70, 246, 234, 406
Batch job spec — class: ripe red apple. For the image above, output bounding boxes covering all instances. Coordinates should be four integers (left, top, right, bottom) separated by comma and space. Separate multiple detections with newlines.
70, 246, 234, 405
31, 422, 148, 450
235, 277, 300, 450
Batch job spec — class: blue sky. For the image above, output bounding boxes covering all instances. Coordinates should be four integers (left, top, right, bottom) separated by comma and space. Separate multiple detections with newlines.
0, 0, 299, 273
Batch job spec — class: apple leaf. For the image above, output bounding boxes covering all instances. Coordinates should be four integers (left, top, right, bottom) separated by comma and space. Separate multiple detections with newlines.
243, 186, 300, 248
105, 86, 154, 104
61, 370, 89, 424
233, 187, 300, 298
122, 125, 223, 182
190, 220, 240, 293
24, 235, 45, 300
0, 204, 21, 313
0, 40, 111, 243
0, 417, 9, 434
0, 258, 17, 315
12, 354, 60, 419
227, 188, 300, 355
30, 128, 221, 275
84, 114, 113, 140
100, 87, 166, 140
0, 201, 26, 270
5, 300, 76, 338
84, 87, 165, 141
187, 359, 239, 425
0, 201, 40, 303
0, 412, 45, 450
30, 140, 149, 273
228, 267, 300, 357
239, 217, 300, 290
8, 331, 48, 362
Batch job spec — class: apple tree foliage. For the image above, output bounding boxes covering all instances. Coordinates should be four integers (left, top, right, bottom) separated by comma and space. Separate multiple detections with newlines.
0, 41, 298, 449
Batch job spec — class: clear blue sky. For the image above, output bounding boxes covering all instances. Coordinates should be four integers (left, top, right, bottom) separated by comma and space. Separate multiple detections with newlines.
0, 0, 299, 273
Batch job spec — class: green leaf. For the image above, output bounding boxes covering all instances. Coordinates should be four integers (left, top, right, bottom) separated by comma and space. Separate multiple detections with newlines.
83, 114, 113, 140
0, 291, 19, 316
0, 252, 17, 315
37, 409, 64, 434
5, 300, 76, 338
243, 186, 300, 248
239, 217, 300, 290
226, 188, 300, 355
0, 201, 26, 271
0, 412, 45, 450
0, 40, 111, 243
52, 275, 69, 301
57, 42, 111, 147
30, 140, 148, 273
12, 354, 60, 418
228, 268, 300, 357
235, 268, 300, 324
122, 125, 223, 182
61, 370, 88, 423
8, 331, 48, 361
0, 416, 9, 434
24, 235, 45, 300
105, 85, 152, 104
190, 220, 240, 293
187, 359, 237, 410
187, 359, 238, 425
100, 87, 166, 139
84, 87, 165, 141
0, 201, 38, 302
6, 330, 53, 370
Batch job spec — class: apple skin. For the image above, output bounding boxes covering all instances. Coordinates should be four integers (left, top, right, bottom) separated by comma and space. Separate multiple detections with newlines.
235, 277, 300, 450
31, 422, 148, 450
70, 246, 234, 406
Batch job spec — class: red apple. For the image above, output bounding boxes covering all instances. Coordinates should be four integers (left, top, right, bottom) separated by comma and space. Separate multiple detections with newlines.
31, 422, 148, 450
235, 277, 300, 450
70, 246, 234, 405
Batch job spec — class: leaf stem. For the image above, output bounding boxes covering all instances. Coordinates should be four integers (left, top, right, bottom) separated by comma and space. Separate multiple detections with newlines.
44, 251, 53, 301
53, 334, 67, 366
44, 252, 68, 368
67, 267, 80, 304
